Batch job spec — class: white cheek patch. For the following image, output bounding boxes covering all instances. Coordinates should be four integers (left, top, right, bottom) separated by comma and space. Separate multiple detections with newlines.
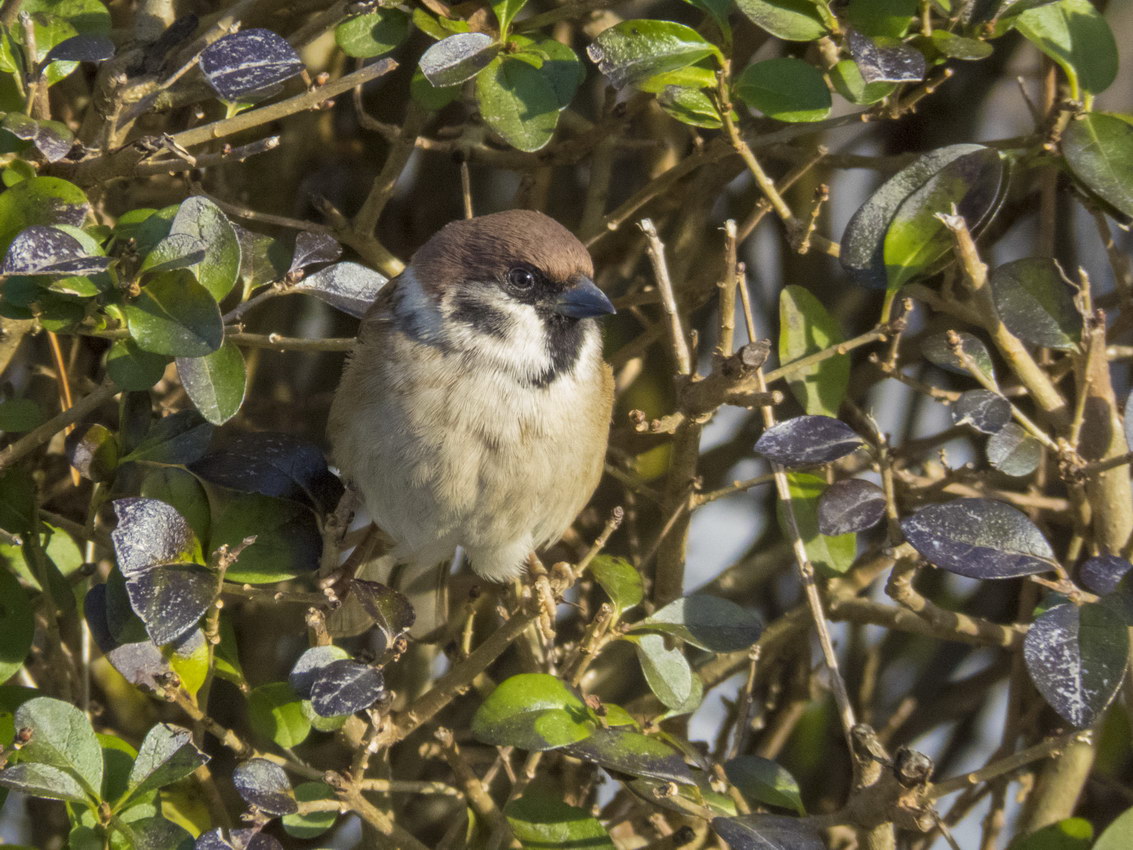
441, 290, 555, 385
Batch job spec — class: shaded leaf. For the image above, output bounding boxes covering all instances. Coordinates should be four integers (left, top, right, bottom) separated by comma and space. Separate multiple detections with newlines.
0, 568, 34, 686
847, 0, 916, 38
1, 114, 74, 162
1016, 0, 1116, 95
335, 10, 409, 58
778, 285, 848, 416
817, 478, 886, 535
633, 595, 762, 652
713, 814, 824, 850
202, 489, 321, 583
630, 633, 692, 709
419, 32, 497, 86
511, 35, 583, 108
504, 788, 615, 849
232, 758, 297, 815
587, 20, 722, 90
289, 231, 342, 274
476, 55, 560, 152
754, 415, 862, 467
288, 645, 350, 699
0, 398, 44, 432
293, 261, 386, 317
350, 580, 415, 654
492, 0, 527, 36
13, 696, 102, 796
472, 674, 593, 751
847, 29, 925, 84
176, 341, 247, 425
45, 33, 114, 63
310, 659, 386, 717
658, 85, 722, 128
901, 498, 1058, 579
725, 756, 805, 815
64, 422, 118, 482
1062, 113, 1133, 220
951, 389, 1011, 434
1079, 555, 1132, 596
0, 762, 89, 803
1095, 806, 1133, 850
735, 57, 830, 122
735, 0, 826, 41
170, 197, 241, 302
199, 29, 304, 100
140, 233, 207, 276
987, 422, 1042, 477
929, 31, 994, 61
106, 338, 169, 391
0, 176, 89, 254
281, 782, 338, 839
561, 727, 693, 785
990, 257, 1079, 350
1010, 818, 1093, 850
1024, 601, 1128, 727
922, 331, 996, 380
829, 58, 896, 105
121, 410, 214, 465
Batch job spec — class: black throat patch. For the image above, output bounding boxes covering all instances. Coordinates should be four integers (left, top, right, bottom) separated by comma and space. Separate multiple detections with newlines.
531, 312, 586, 388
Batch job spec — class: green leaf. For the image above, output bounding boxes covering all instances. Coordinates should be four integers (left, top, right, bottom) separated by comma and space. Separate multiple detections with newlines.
124, 270, 224, 357
725, 755, 805, 814
410, 67, 460, 110
1009, 817, 1093, 849
0, 468, 35, 535
929, 31, 994, 61
1062, 112, 1133, 220
734, 57, 830, 122
13, 696, 103, 797
138, 233, 206, 277
990, 257, 1079, 350
561, 727, 693, 784
248, 683, 312, 749
632, 595, 762, 652
658, 85, 722, 128
587, 20, 723, 90
335, 9, 410, 58
0, 762, 90, 803
830, 58, 896, 105
510, 35, 583, 109
492, 0, 527, 37
590, 555, 643, 615
106, 339, 169, 392
504, 787, 615, 849
0, 398, 44, 432
175, 341, 246, 425
778, 472, 856, 576
205, 489, 320, 583
987, 423, 1042, 477
124, 724, 208, 805
1095, 805, 1133, 850
0, 176, 89, 254
282, 782, 339, 839
169, 197, 241, 302
847, 0, 916, 38
471, 674, 593, 751
778, 285, 848, 416
735, 0, 827, 41
0, 568, 33, 685
1016, 0, 1117, 96
882, 147, 1006, 289
629, 633, 692, 709
476, 55, 560, 152
111, 814, 194, 850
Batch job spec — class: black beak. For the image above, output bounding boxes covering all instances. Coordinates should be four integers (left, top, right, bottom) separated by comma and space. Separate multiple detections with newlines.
552, 277, 616, 318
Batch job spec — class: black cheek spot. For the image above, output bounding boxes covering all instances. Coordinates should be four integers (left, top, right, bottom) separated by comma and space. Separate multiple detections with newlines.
452, 292, 509, 339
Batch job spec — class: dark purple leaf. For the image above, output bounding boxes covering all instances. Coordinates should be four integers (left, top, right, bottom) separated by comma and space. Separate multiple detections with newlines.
1, 116, 77, 163
817, 479, 887, 535
189, 432, 343, 513
64, 422, 119, 481
1, 226, 108, 275
901, 498, 1057, 579
419, 32, 497, 87
125, 561, 217, 646
232, 758, 297, 816
1079, 555, 1132, 596
951, 389, 1011, 434
289, 232, 342, 273
84, 583, 174, 690
561, 727, 694, 785
309, 659, 386, 717
922, 331, 995, 379
713, 814, 825, 850
847, 29, 925, 84
121, 410, 214, 465
293, 261, 387, 318
46, 34, 116, 63
199, 29, 304, 101
288, 645, 349, 699
350, 580, 415, 654
112, 498, 202, 575
754, 416, 863, 467
1024, 601, 1128, 728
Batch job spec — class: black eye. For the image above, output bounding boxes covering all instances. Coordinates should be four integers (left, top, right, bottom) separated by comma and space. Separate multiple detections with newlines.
507, 267, 537, 290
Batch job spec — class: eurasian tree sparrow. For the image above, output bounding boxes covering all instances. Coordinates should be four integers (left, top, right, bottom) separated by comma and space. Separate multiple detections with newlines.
329, 210, 615, 620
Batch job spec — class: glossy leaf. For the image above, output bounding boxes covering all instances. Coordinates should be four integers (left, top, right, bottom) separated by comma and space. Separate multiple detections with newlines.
492, 0, 527, 36
922, 331, 996, 380
504, 789, 615, 849
476, 55, 560, 152
169, 197, 240, 302
13, 696, 103, 796
45, 33, 114, 63
735, 57, 829, 123
901, 498, 1058, 579
288, 645, 350, 698
1016, 0, 1117, 95
293, 261, 386, 317
1, 114, 74, 162
335, 10, 409, 58
829, 59, 896, 105
590, 555, 644, 614
281, 782, 338, 839
472, 674, 593, 751
986, 423, 1042, 477
631, 633, 693, 709
0, 176, 90, 253
779, 472, 857, 575
658, 85, 722, 128
1024, 600, 1128, 727
350, 579, 415, 654
199, 29, 304, 100
1062, 113, 1133, 220
124, 270, 224, 357
1079, 555, 1132, 596
754, 415, 862, 467
990, 257, 1079, 350
419, 32, 497, 87
176, 341, 246, 425
0, 569, 34, 685
777, 285, 848, 416
587, 20, 722, 90
735, 0, 826, 41
126, 724, 208, 802
511, 35, 584, 109
817, 478, 886, 535
561, 727, 693, 784
248, 683, 311, 748
309, 659, 386, 717
951, 389, 1011, 434
111, 498, 203, 575
288, 231, 341, 274
232, 758, 297, 816
713, 814, 824, 850
725, 756, 804, 814
632, 595, 762, 652
121, 410, 214, 465
847, 0, 916, 38
846, 29, 925, 84
1, 225, 107, 275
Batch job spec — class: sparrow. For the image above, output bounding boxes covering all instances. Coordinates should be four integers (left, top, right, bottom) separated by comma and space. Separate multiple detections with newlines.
328, 210, 615, 629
